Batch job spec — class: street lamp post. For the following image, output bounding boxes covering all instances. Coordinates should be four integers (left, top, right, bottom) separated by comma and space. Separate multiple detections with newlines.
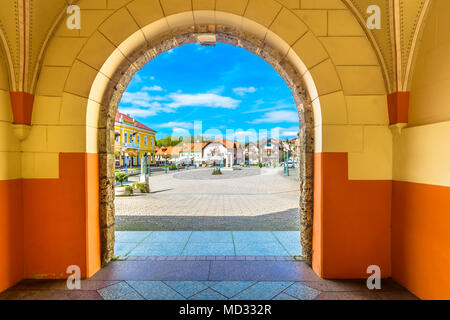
286, 149, 290, 177
286, 152, 290, 176
187, 153, 190, 170
146, 153, 151, 176
125, 153, 128, 174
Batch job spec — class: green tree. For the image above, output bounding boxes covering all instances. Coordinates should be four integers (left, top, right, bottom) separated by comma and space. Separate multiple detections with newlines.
115, 172, 129, 186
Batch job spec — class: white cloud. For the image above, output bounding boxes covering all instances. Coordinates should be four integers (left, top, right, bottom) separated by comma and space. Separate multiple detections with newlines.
121, 92, 168, 107
226, 129, 259, 142
166, 93, 240, 109
233, 86, 257, 96
120, 91, 241, 118
250, 110, 299, 124
272, 126, 300, 137
142, 85, 163, 91
171, 127, 190, 137
119, 106, 167, 118
156, 122, 194, 129
243, 105, 295, 114
133, 74, 143, 83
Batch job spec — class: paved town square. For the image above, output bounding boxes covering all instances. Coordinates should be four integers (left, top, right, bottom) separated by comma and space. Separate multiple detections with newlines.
115, 167, 300, 231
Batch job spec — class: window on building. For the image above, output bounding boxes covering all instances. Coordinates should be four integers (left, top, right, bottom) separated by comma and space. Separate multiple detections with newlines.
137, 135, 140, 145
115, 131, 120, 143
124, 133, 128, 144
151, 137, 154, 147
144, 136, 148, 146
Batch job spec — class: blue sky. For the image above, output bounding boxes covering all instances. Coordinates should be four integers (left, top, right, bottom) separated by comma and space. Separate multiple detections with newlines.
118, 43, 299, 141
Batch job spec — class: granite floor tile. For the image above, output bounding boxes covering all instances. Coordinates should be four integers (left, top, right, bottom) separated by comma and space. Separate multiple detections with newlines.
272, 292, 298, 300
234, 242, 289, 256
114, 243, 137, 256
210, 281, 255, 298
0, 289, 103, 300
91, 260, 210, 281
116, 291, 145, 300
283, 282, 320, 300
232, 231, 277, 243
97, 282, 141, 300
182, 243, 235, 256
127, 281, 184, 300
203, 281, 220, 287
376, 290, 419, 300
315, 291, 381, 300
209, 261, 321, 281
301, 279, 368, 292
144, 231, 192, 243
231, 281, 292, 300
115, 231, 151, 243
164, 281, 209, 298
129, 242, 186, 256
189, 231, 233, 243
282, 242, 302, 256
189, 288, 227, 300
272, 231, 301, 244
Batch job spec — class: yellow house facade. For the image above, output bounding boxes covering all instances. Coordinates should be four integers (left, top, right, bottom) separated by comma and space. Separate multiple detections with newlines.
114, 112, 156, 168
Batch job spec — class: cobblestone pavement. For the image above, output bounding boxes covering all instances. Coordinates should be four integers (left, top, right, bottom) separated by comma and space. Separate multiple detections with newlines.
115, 167, 300, 231
173, 167, 262, 180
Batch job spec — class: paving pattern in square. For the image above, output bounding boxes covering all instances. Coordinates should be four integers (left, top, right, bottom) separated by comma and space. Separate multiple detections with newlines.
115, 167, 300, 231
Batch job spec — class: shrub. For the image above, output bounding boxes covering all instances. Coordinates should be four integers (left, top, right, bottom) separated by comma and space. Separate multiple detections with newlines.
133, 182, 150, 193
258, 162, 263, 168
125, 185, 133, 194
115, 172, 129, 185
212, 168, 222, 175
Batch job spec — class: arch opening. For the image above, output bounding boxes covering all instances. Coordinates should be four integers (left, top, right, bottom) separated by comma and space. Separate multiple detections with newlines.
92, 23, 316, 266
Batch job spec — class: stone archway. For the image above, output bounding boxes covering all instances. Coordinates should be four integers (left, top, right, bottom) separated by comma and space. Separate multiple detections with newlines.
97, 24, 315, 266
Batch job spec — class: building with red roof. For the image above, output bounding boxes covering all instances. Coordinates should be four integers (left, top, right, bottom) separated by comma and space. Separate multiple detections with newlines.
114, 112, 157, 167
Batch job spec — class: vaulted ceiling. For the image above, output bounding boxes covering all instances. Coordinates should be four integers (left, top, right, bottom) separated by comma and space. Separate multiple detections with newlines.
0, 0, 433, 94
344, 0, 431, 92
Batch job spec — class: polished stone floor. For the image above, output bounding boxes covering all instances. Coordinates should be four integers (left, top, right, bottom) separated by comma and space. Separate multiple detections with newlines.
0, 259, 418, 300
115, 231, 302, 257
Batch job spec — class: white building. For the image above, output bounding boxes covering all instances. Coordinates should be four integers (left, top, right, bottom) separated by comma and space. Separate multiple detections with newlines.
203, 139, 243, 167
178, 142, 206, 165
259, 138, 283, 166
244, 142, 260, 165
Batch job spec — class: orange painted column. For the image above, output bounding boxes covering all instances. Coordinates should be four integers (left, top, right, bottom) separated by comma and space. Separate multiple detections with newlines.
391, 181, 450, 299
313, 153, 392, 279
0, 180, 24, 292
22, 153, 101, 279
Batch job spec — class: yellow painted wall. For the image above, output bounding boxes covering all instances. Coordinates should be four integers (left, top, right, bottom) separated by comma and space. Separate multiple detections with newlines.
393, 121, 450, 187
395, 0, 450, 186
391, 0, 450, 300
409, 0, 450, 127
5, 0, 390, 181
0, 47, 21, 180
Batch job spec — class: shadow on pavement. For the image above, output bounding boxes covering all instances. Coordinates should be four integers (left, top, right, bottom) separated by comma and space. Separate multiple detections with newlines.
115, 208, 300, 231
